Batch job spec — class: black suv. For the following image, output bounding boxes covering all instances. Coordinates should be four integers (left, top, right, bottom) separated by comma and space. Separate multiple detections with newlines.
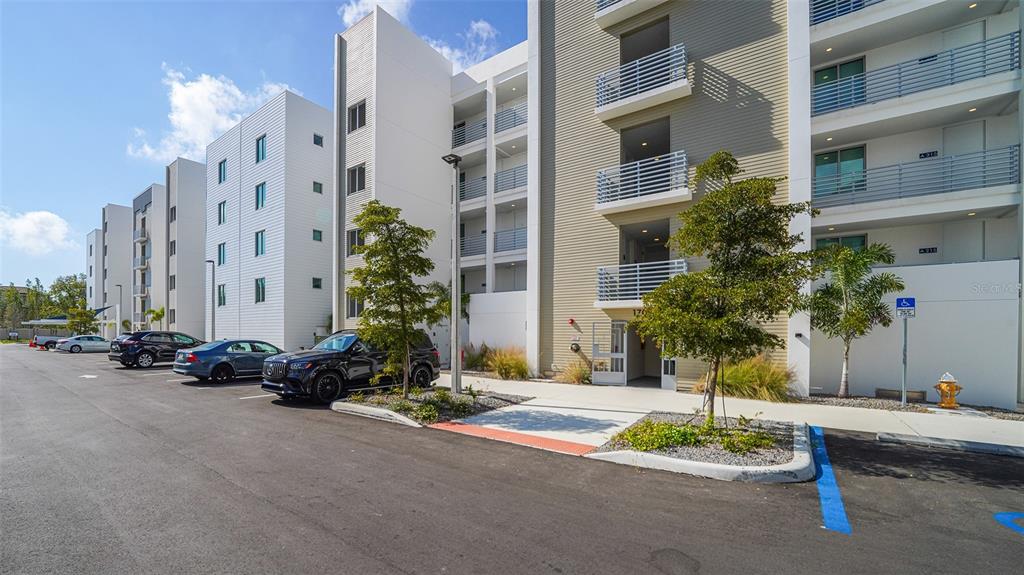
261, 330, 440, 404
108, 331, 205, 368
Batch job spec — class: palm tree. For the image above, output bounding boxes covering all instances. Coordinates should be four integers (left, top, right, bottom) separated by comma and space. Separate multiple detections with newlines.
144, 307, 166, 330
120, 319, 132, 333
802, 243, 905, 398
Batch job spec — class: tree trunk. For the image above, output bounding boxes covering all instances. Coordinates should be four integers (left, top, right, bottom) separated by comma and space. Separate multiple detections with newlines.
705, 357, 720, 426
838, 342, 851, 398
403, 342, 411, 399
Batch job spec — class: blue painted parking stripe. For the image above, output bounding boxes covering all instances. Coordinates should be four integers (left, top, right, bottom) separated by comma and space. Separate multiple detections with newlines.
994, 512, 1024, 535
810, 426, 852, 535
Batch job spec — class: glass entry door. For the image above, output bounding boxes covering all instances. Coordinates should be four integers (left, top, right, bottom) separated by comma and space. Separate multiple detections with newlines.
814, 146, 865, 198
592, 321, 627, 385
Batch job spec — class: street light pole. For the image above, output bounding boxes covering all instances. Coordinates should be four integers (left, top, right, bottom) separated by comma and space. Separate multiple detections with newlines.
205, 260, 216, 341
115, 284, 123, 338
442, 153, 462, 394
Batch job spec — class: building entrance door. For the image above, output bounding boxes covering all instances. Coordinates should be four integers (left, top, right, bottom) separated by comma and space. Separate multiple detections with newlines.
592, 320, 627, 385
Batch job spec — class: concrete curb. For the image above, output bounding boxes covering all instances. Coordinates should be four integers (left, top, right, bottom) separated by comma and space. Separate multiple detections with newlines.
877, 432, 1024, 458
329, 401, 422, 428
584, 423, 815, 483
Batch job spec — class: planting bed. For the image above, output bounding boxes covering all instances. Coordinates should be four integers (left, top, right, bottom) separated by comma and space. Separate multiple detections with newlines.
341, 387, 532, 425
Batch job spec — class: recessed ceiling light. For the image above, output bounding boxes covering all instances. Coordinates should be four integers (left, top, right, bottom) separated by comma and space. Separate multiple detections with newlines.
828, 227, 835, 231
510, 204, 515, 207
510, 263, 515, 266
653, 237, 661, 242
969, 3, 977, 8
641, 142, 648, 146
826, 137, 833, 141
967, 212, 976, 216
511, 145, 516, 149
512, 87, 517, 91
968, 107, 977, 112
826, 47, 833, 52
641, 229, 648, 233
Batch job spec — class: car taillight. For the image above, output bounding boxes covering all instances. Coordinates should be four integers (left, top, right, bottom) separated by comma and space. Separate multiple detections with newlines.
122, 340, 139, 346
186, 353, 198, 363
433, 349, 441, 361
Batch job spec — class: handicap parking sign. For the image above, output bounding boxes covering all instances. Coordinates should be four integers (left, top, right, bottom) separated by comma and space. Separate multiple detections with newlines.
896, 297, 915, 318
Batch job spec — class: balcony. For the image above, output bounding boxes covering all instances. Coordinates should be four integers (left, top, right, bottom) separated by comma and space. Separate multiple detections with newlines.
494, 101, 527, 134
813, 145, 1020, 209
132, 256, 149, 270
595, 0, 672, 29
460, 176, 486, 201
494, 228, 527, 253
595, 150, 688, 214
133, 285, 148, 298
812, 32, 1020, 117
495, 164, 527, 194
810, 0, 884, 26
452, 117, 487, 149
595, 44, 689, 121
595, 259, 687, 308
133, 229, 148, 242
460, 234, 486, 258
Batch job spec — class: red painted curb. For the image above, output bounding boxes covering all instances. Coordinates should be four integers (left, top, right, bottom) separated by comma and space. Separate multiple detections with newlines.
430, 421, 595, 456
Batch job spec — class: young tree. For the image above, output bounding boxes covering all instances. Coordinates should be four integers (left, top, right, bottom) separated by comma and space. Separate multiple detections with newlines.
121, 319, 132, 333
145, 307, 166, 330
66, 309, 99, 335
47, 274, 87, 316
630, 150, 817, 425
800, 243, 905, 398
346, 201, 438, 399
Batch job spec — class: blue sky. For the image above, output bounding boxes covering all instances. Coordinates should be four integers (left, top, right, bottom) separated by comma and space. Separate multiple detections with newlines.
0, 0, 526, 288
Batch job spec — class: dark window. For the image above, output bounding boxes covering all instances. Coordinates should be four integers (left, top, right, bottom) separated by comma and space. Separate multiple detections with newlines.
255, 230, 266, 256
312, 277, 322, 289
218, 159, 227, 183
168, 309, 176, 324
217, 243, 226, 266
815, 235, 866, 251
217, 284, 226, 306
217, 201, 227, 225
347, 100, 366, 133
312, 229, 323, 242
169, 206, 176, 222
346, 297, 364, 318
256, 134, 266, 163
169, 240, 176, 256
255, 277, 266, 303
313, 181, 323, 194
313, 133, 324, 147
347, 229, 364, 256
347, 164, 366, 195
255, 182, 266, 210
169, 275, 176, 290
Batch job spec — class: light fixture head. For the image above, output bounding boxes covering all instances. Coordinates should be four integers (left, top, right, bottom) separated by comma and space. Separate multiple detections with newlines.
828, 227, 835, 231
511, 145, 516, 149
441, 154, 462, 165
969, 3, 977, 8
968, 107, 977, 112
510, 204, 515, 207
967, 212, 977, 216
641, 142, 648, 146
641, 229, 648, 233
826, 47, 833, 52
512, 87, 517, 91
826, 137, 833, 141
653, 237, 661, 242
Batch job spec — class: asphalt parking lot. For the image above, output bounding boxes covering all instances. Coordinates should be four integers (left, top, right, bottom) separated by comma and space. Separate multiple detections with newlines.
2, 344, 1022, 574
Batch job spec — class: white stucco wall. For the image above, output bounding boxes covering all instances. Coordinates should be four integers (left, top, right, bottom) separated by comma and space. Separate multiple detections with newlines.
467, 291, 527, 349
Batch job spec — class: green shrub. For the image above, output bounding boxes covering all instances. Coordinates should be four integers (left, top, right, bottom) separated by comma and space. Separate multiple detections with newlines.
719, 429, 775, 455
487, 347, 530, 380
392, 400, 414, 414
556, 360, 591, 385
415, 403, 439, 424
464, 343, 491, 371
348, 390, 365, 403
613, 420, 704, 452
409, 386, 423, 397
695, 356, 795, 403
450, 398, 475, 418
432, 388, 452, 405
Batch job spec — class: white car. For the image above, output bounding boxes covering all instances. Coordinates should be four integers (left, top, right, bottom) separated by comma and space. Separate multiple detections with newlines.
57, 335, 110, 354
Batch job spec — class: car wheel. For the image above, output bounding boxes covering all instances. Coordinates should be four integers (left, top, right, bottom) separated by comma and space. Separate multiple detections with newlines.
412, 365, 432, 388
45, 342, 56, 350
135, 351, 155, 368
70, 345, 82, 354
211, 364, 234, 384
311, 372, 343, 404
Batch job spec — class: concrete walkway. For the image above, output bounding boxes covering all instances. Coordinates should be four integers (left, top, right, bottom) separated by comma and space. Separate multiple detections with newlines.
440, 374, 1024, 450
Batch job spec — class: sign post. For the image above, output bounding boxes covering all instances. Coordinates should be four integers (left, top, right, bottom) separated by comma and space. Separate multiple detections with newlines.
895, 297, 916, 405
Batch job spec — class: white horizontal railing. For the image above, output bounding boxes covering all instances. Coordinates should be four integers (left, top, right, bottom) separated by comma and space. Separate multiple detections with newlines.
133, 256, 149, 269
596, 150, 687, 205
460, 176, 487, 201
133, 285, 148, 296
452, 117, 487, 148
810, 0, 885, 25
494, 228, 527, 252
596, 259, 687, 301
460, 234, 486, 257
595, 0, 624, 11
495, 164, 528, 193
495, 101, 527, 133
813, 145, 1020, 208
812, 32, 1021, 116
133, 229, 147, 241
596, 44, 687, 108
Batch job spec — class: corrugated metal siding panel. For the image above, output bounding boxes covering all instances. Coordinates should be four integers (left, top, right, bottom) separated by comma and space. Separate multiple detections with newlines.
206, 124, 242, 341
544, 0, 791, 388
168, 158, 207, 338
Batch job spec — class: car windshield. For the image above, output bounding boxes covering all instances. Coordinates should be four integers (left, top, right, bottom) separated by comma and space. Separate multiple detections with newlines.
313, 333, 357, 352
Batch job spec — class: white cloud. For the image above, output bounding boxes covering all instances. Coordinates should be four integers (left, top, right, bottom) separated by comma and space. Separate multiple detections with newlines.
425, 19, 499, 73
127, 64, 298, 163
0, 209, 77, 257
338, 0, 413, 27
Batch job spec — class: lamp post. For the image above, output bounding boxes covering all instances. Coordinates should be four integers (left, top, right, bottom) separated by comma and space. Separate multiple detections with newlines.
114, 283, 123, 338
205, 260, 216, 341
442, 153, 462, 394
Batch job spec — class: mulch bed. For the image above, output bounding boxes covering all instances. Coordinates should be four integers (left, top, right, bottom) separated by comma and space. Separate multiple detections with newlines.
343, 387, 532, 425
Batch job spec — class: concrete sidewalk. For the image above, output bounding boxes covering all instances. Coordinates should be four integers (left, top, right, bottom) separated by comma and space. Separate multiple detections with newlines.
439, 374, 1024, 450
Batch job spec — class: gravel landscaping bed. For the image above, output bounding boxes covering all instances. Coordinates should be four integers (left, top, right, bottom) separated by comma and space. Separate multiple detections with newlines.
801, 394, 930, 413
594, 412, 795, 467
342, 387, 532, 425
962, 405, 1024, 422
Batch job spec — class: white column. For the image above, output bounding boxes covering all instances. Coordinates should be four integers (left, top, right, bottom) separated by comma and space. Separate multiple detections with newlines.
332, 33, 346, 332
1017, 6, 1023, 405
525, 0, 542, 374
484, 78, 497, 293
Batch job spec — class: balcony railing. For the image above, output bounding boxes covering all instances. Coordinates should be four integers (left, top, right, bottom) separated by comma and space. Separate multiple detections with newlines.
597, 150, 687, 205
494, 228, 527, 252
133, 229, 148, 242
812, 32, 1021, 116
495, 101, 527, 133
495, 164, 528, 193
812, 145, 1020, 208
133, 256, 149, 269
595, 0, 623, 10
596, 259, 688, 302
133, 285, 148, 297
596, 44, 686, 108
460, 234, 486, 257
460, 176, 487, 201
452, 117, 487, 148
810, 0, 885, 26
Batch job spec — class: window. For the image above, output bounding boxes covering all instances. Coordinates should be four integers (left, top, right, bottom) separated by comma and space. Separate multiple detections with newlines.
172, 333, 197, 345
347, 164, 366, 195
313, 181, 323, 194
255, 277, 266, 303
814, 146, 865, 197
217, 201, 227, 225
312, 229, 323, 242
255, 230, 266, 256
346, 296, 364, 318
169, 240, 176, 256
217, 284, 226, 306
347, 229, 364, 256
169, 206, 176, 222
88, 286, 92, 298
103, 268, 107, 279
256, 135, 266, 163
169, 275, 176, 290
89, 265, 92, 277
252, 342, 280, 354
347, 100, 366, 133
89, 245, 92, 256
815, 235, 866, 251
218, 159, 227, 183
813, 58, 865, 113
168, 309, 176, 324
255, 182, 266, 210
217, 242, 226, 266
313, 133, 324, 147
312, 277, 323, 289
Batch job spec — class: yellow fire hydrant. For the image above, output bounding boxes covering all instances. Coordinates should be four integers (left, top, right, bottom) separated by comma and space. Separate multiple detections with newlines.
934, 372, 962, 409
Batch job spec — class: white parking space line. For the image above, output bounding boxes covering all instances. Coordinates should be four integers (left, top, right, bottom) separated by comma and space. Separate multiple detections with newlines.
165, 379, 193, 383
238, 394, 275, 400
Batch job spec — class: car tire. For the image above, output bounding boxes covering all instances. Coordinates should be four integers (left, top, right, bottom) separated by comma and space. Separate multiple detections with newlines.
70, 345, 82, 354
412, 365, 432, 388
135, 351, 155, 369
311, 371, 343, 404
211, 364, 234, 384
194, 376, 209, 381
45, 342, 56, 350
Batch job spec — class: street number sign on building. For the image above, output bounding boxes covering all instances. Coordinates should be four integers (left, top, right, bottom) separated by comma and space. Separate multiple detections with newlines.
896, 297, 915, 318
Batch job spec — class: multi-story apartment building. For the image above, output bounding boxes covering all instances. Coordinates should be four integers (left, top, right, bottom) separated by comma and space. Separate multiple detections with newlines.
205, 90, 333, 351
165, 158, 208, 336
131, 183, 167, 330
85, 228, 102, 311
803, 0, 1022, 409
99, 203, 132, 339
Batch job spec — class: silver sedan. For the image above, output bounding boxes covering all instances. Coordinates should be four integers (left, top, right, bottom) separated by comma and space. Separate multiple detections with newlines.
57, 335, 110, 353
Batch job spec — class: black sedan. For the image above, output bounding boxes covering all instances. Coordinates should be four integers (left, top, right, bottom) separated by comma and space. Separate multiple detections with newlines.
173, 339, 284, 383
108, 331, 204, 368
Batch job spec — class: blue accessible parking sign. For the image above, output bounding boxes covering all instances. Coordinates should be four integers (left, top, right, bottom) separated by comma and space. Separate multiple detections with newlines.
896, 297, 915, 310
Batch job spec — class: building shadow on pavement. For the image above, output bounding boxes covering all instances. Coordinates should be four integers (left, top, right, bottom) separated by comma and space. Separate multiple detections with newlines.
464, 409, 627, 435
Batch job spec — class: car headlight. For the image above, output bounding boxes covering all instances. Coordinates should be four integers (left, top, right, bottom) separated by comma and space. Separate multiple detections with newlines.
288, 362, 313, 372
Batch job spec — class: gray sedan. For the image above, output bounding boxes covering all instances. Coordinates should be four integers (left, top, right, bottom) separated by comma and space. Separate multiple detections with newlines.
173, 339, 284, 383
57, 335, 110, 353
